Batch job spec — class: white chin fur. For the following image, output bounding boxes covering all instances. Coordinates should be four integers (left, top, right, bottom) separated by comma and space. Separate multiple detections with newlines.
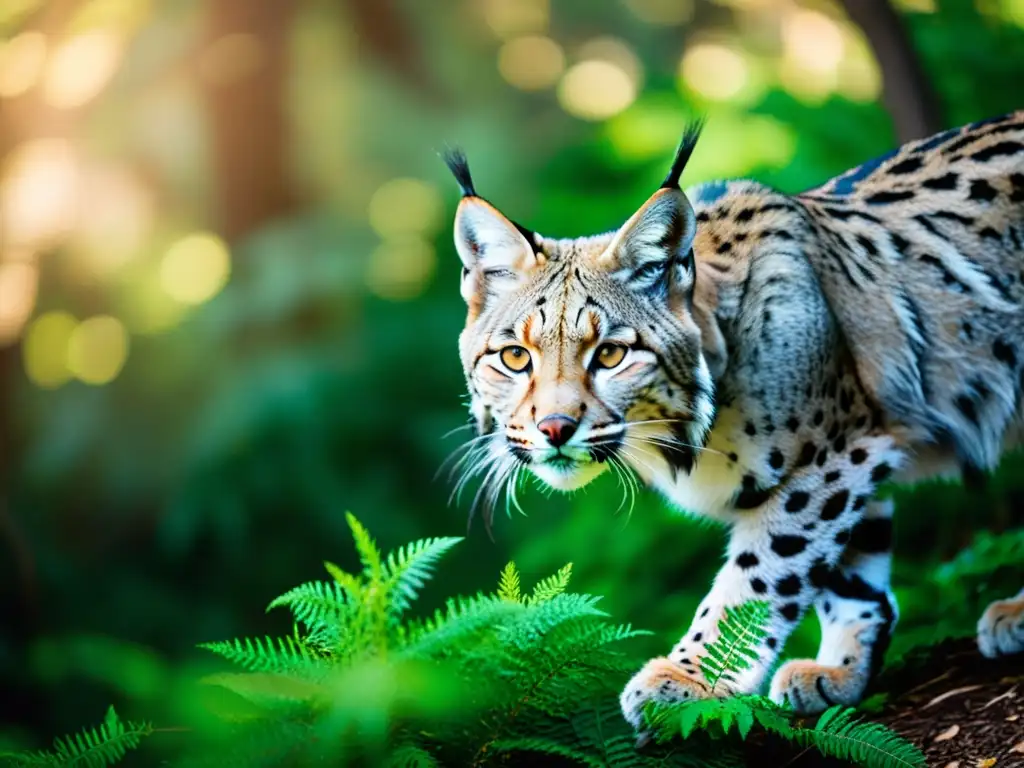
530, 461, 606, 491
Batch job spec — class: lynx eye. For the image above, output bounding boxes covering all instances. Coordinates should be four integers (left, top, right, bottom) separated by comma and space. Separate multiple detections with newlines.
594, 343, 627, 369
500, 345, 532, 372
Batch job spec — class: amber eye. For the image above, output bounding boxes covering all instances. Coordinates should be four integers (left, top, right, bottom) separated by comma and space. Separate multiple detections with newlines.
594, 343, 627, 369
500, 346, 532, 372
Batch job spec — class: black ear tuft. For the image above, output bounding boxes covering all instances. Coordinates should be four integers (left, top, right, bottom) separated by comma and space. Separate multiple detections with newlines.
442, 147, 477, 197
660, 118, 706, 190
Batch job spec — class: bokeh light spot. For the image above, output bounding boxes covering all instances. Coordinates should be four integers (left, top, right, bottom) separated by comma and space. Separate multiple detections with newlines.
43, 31, 123, 109
498, 36, 564, 91
0, 260, 39, 346
67, 315, 129, 385
1, 138, 80, 248
160, 233, 231, 305
578, 37, 643, 88
0, 31, 47, 99
680, 43, 749, 102
482, 0, 548, 38
366, 239, 436, 301
782, 10, 844, 74
368, 178, 443, 239
624, 0, 694, 25
71, 166, 154, 276
558, 60, 637, 121
23, 311, 77, 389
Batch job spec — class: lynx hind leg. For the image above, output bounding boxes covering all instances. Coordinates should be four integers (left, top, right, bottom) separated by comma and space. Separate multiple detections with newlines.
770, 499, 898, 713
978, 587, 1024, 658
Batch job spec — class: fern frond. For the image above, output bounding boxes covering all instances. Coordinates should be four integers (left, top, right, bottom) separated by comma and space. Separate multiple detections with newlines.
700, 601, 770, 692
934, 528, 1024, 586
323, 560, 364, 599
199, 635, 322, 674
804, 707, 926, 768
497, 562, 522, 603
384, 744, 440, 767
346, 512, 384, 583
527, 563, 573, 605
2, 706, 152, 768
498, 593, 607, 650
383, 536, 462, 616
399, 593, 523, 659
266, 580, 351, 636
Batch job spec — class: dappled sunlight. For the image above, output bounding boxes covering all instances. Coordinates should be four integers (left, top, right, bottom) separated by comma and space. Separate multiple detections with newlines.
680, 42, 751, 102
23, 311, 77, 389
497, 35, 564, 91
159, 233, 231, 306
0, 139, 80, 248
366, 239, 437, 301
0, 31, 47, 99
43, 30, 124, 108
558, 60, 637, 121
67, 315, 129, 385
0, 260, 38, 346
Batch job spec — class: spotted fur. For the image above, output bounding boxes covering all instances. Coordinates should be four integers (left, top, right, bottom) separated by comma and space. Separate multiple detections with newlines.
443, 112, 1024, 731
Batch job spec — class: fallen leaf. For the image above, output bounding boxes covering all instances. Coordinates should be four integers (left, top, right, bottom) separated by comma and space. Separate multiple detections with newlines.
976, 759, 997, 768
1007, 714, 1020, 722
934, 724, 960, 742
1009, 742, 1024, 754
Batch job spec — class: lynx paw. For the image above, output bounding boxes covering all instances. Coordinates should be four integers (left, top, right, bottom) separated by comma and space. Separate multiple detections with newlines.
620, 657, 710, 734
978, 593, 1024, 658
769, 659, 868, 714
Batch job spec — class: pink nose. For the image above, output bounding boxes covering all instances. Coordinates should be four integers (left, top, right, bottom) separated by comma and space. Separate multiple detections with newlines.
538, 414, 578, 448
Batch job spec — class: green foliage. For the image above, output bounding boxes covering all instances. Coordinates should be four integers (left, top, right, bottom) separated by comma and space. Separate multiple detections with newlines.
646, 601, 926, 768
699, 601, 770, 693
0, 707, 151, 768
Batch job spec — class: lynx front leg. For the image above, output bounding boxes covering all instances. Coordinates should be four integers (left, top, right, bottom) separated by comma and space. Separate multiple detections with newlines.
769, 499, 897, 712
621, 434, 903, 731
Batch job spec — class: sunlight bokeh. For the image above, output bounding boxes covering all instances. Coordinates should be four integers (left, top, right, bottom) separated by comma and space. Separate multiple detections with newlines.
43, 31, 123, 108
23, 311, 77, 389
558, 60, 637, 121
0, 31, 47, 99
498, 36, 565, 91
159, 233, 232, 306
67, 315, 130, 385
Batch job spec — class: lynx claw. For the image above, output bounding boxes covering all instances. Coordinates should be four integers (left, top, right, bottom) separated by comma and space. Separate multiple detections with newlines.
620, 657, 710, 731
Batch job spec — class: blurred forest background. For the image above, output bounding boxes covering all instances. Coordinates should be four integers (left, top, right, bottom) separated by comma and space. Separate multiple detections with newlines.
2, 0, 1024, 756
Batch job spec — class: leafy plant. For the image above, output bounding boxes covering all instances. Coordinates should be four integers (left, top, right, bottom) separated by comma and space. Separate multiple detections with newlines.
7, 516, 930, 767
0, 707, 152, 768
646, 604, 927, 768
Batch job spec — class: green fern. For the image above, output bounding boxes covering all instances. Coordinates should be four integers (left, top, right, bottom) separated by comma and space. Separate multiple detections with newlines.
497, 562, 522, 603
383, 535, 462, 616
198, 634, 323, 674
527, 562, 573, 604
0, 706, 152, 768
804, 706, 926, 768
699, 600, 770, 692
933, 528, 1024, 586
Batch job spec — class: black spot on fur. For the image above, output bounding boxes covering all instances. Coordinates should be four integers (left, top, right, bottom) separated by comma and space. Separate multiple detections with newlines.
1011, 173, 1024, 202
766, 636, 777, 649
786, 415, 800, 432
796, 442, 816, 468
736, 552, 759, 569
833, 435, 847, 453
994, 339, 1017, 368
954, 393, 979, 426
813, 409, 824, 426
969, 179, 999, 202
871, 463, 893, 484
780, 602, 800, 622
820, 489, 850, 521
888, 156, 923, 175
809, 558, 831, 587
922, 172, 958, 191
785, 491, 810, 513
769, 449, 785, 470
850, 448, 868, 465
771, 534, 809, 557
751, 577, 767, 594
816, 449, 828, 467
692, 632, 702, 642
971, 141, 1023, 162
866, 189, 916, 204
735, 208, 755, 223
745, 421, 757, 436
849, 518, 893, 554
852, 495, 868, 511
776, 574, 802, 596
825, 470, 841, 484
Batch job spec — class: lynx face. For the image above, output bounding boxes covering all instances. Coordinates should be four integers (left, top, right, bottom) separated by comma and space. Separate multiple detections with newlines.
443, 127, 718, 519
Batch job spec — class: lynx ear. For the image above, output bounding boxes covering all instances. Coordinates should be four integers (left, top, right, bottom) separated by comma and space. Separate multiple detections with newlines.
598, 120, 704, 296
600, 187, 697, 294
444, 149, 543, 309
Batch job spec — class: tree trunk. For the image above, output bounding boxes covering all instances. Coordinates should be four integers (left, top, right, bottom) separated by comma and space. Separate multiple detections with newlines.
840, 0, 944, 142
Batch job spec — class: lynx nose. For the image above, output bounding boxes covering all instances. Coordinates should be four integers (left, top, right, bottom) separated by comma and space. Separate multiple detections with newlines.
537, 414, 578, 448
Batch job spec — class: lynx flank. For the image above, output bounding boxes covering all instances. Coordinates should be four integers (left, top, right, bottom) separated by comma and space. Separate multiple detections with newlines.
442, 112, 1024, 731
